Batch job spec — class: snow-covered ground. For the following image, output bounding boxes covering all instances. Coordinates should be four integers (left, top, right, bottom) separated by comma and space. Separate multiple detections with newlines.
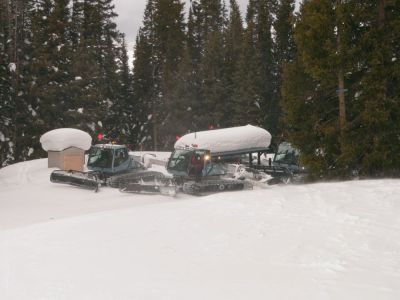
1, 157, 400, 299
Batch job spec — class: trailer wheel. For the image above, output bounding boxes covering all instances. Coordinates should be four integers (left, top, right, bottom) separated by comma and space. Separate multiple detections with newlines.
218, 184, 225, 191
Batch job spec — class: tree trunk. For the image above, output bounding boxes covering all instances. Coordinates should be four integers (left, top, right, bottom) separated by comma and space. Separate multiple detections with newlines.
12, 3, 19, 162
336, 0, 346, 134
378, 0, 388, 101
153, 113, 158, 151
337, 68, 346, 132
378, 0, 386, 29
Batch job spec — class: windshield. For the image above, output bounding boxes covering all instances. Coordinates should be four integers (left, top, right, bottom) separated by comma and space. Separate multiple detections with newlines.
87, 147, 113, 169
274, 142, 299, 165
167, 149, 192, 172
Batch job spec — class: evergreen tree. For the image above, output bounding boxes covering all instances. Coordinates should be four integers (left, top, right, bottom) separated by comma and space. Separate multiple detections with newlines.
187, 1, 202, 67
232, 0, 276, 130
103, 34, 135, 145
282, 57, 340, 179
133, 0, 186, 150
29, 0, 72, 155
282, 0, 356, 178
282, 0, 400, 178
340, 0, 400, 176
0, 0, 13, 166
181, 0, 204, 132
274, 0, 296, 143
68, 0, 123, 139
154, 0, 186, 149
168, 49, 199, 137
114, 35, 135, 145
232, 9, 262, 127
7, 0, 36, 163
295, 0, 350, 138
0, 0, 134, 166
199, 0, 226, 39
274, 0, 296, 67
198, 0, 227, 129
132, 29, 154, 149
70, 0, 84, 49
255, 0, 277, 137
223, 0, 243, 127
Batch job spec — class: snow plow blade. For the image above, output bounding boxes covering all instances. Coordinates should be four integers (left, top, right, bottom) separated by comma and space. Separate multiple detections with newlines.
50, 170, 100, 192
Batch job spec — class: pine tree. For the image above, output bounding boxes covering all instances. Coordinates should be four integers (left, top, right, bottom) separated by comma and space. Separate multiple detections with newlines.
232, 0, 277, 130
154, 0, 186, 149
295, 1, 352, 139
255, 0, 277, 137
187, 1, 202, 68
29, 0, 72, 151
274, 0, 296, 67
198, 0, 228, 129
168, 49, 199, 137
282, 57, 339, 179
67, 0, 123, 139
104, 34, 135, 145
199, 0, 226, 39
71, 0, 84, 49
282, 0, 354, 178
224, 0, 243, 127
340, 0, 400, 176
274, 0, 296, 143
232, 1, 262, 127
132, 30, 154, 149
133, 0, 186, 150
117, 35, 135, 145
182, 0, 204, 131
7, 0, 36, 163
1, 0, 134, 166
282, 0, 400, 178
0, 0, 13, 166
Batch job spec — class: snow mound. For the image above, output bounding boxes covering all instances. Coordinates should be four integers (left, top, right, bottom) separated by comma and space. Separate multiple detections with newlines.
175, 125, 271, 155
1, 158, 400, 299
40, 128, 92, 152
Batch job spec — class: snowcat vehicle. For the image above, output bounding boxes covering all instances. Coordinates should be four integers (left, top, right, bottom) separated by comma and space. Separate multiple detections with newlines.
167, 125, 272, 195
50, 144, 176, 195
252, 142, 307, 184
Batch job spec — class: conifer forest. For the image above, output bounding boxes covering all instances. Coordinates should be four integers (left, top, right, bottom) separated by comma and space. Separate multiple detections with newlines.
0, 0, 399, 179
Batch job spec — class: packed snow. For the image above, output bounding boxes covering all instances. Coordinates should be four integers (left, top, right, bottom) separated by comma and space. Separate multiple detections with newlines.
40, 128, 92, 152
175, 125, 272, 155
1, 156, 400, 299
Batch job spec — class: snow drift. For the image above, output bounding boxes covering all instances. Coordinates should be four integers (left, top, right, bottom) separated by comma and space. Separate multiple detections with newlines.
40, 128, 92, 151
175, 125, 272, 156
1, 158, 400, 300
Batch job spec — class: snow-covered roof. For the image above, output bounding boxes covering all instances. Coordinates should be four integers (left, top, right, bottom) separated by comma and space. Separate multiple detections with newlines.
175, 125, 272, 156
40, 128, 92, 152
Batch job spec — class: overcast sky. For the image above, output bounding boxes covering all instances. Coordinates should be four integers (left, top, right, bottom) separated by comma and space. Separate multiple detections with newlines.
113, 0, 250, 55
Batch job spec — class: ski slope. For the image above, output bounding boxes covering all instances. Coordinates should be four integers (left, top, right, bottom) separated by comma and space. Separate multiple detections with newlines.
1, 157, 400, 299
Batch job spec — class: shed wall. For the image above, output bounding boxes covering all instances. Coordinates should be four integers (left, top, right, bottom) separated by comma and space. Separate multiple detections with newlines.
48, 147, 85, 171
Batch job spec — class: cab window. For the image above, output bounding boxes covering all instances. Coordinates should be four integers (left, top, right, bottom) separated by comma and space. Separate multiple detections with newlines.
114, 148, 128, 168
168, 149, 191, 172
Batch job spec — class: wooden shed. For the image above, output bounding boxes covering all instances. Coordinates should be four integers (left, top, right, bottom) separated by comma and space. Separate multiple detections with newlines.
47, 147, 86, 172
40, 128, 92, 172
